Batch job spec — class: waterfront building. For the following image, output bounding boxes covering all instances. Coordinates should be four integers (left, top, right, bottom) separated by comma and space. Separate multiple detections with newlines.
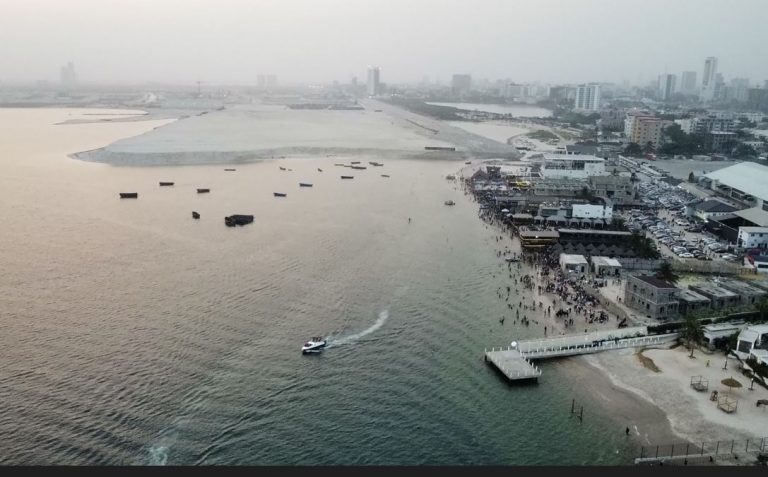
624, 275, 680, 320
737, 226, 768, 250
686, 198, 738, 221
700, 56, 718, 102
574, 84, 600, 111
689, 282, 740, 310
367, 66, 381, 96
677, 289, 711, 315
588, 174, 634, 205
702, 162, 768, 209
451, 74, 472, 95
624, 114, 663, 149
734, 324, 768, 360
657, 74, 677, 101
540, 154, 606, 179
560, 254, 588, 275
681, 71, 697, 95
590, 256, 622, 276
716, 278, 768, 306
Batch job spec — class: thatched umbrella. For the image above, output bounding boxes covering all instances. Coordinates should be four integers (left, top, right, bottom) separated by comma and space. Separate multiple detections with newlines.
721, 377, 742, 394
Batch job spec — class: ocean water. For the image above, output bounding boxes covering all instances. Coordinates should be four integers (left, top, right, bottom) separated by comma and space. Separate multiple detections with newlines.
0, 108, 632, 465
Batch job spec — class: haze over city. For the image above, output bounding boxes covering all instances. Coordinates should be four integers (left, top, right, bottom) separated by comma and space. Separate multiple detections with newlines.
1, 0, 767, 85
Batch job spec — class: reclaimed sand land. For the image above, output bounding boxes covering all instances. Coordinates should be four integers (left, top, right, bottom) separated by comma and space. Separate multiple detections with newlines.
73, 101, 519, 166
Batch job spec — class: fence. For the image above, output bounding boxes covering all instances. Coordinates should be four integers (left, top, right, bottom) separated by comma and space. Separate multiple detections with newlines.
617, 258, 663, 271
637, 437, 768, 464
671, 259, 752, 276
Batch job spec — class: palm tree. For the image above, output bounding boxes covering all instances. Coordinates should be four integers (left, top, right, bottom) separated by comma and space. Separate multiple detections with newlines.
756, 297, 768, 321
682, 313, 703, 358
656, 261, 679, 284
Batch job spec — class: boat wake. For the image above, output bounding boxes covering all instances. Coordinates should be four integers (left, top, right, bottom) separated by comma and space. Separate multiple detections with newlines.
327, 309, 389, 348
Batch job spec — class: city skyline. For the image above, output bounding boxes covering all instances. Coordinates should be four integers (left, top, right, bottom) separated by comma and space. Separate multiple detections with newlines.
1, 0, 767, 85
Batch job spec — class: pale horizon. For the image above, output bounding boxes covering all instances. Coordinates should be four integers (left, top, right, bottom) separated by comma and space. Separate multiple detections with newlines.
1, 0, 767, 86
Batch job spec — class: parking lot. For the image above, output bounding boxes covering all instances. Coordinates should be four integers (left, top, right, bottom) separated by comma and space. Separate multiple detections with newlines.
621, 181, 740, 265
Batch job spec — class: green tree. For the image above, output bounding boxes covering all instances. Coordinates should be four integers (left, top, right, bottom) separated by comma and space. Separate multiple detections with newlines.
655, 261, 679, 284
734, 143, 757, 158
756, 297, 768, 321
629, 232, 660, 259
624, 142, 642, 156
644, 141, 656, 154
682, 313, 704, 358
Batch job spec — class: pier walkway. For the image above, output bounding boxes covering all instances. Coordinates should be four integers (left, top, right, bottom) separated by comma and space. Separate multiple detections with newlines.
485, 326, 679, 382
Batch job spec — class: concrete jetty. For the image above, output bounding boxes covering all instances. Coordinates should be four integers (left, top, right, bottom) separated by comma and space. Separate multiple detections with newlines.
485, 326, 679, 382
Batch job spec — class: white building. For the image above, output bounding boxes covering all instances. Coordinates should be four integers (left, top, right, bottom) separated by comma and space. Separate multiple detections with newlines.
367, 66, 381, 96
700, 56, 718, 102
574, 84, 600, 111
734, 324, 768, 360
703, 162, 768, 208
572, 202, 613, 221
657, 74, 677, 101
738, 227, 768, 250
560, 254, 588, 275
674, 118, 694, 134
680, 71, 697, 95
540, 154, 606, 179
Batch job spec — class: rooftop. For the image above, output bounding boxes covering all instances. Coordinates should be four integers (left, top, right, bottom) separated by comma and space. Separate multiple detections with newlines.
704, 162, 768, 202
560, 254, 589, 265
717, 279, 768, 296
689, 282, 739, 299
695, 199, 738, 213
703, 321, 745, 332
519, 230, 560, 239
558, 228, 632, 236
633, 275, 678, 289
590, 256, 622, 267
733, 207, 768, 227
739, 226, 768, 234
542, 154, 605, 163
678, 288, 711, 303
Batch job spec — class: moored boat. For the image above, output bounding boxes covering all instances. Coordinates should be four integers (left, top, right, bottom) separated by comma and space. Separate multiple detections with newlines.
351, 166, 367, 170
224, 214, 254, 227
351, 161, 361, 164
317, 168, 323, 172
341, 175, 354, 179
159, 182, 174, 186
444, 200, 455, 206
274, 192, 287, 197
381, 174, 390, 178
192, 211, 200, 219
197, 188, 210, 194
299, 183, 313, 187
119, 192, 138, 199
279, 166, 286, 171
224, 168, 236, 171
301, 337, 327, 354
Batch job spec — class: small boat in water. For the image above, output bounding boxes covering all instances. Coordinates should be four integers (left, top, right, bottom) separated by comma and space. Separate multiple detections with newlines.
274, 192, 287, 197
299, 183, 313, 187
192, 211, 200, 219
159, 182, 174, 186
351, 166, 367, 170
279, 166, 286, 171
224, 214, 254, 227
444, 200, 455, 206
381, 174, 390, 178
334, 163, 344, 166
317, 168, 323, 172
119, 192, 138, 199
351, 161, 361, 164
224, 168, 236, 171
465, 161, 471, 164
197, 188, 210, 194
302, 337, 327, 354
341, 175, 354, 179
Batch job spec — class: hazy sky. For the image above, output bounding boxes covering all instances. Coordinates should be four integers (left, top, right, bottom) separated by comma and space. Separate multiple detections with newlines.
1, 0, 767, 86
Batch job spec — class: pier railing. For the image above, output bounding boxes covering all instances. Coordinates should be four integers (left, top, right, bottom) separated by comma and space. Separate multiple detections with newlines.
636, 436, 768, 465
520, 334, 678, 359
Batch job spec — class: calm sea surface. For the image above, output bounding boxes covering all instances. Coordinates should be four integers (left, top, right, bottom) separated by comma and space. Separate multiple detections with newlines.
0, 108, 631, 465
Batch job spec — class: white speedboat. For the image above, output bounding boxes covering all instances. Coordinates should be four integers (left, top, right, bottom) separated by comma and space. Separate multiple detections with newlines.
301, 337, 327, 354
